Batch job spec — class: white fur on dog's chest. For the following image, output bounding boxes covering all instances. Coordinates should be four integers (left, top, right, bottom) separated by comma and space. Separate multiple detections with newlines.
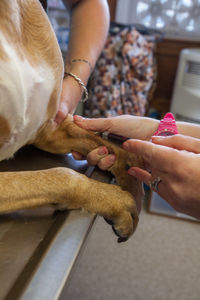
0, 32, 55, 161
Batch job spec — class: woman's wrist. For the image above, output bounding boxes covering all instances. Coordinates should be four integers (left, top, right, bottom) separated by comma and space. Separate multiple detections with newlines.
62, 75, 83, 107
64, 58, 93, 104
65, 58, 92, 86
64, 71, 88, 102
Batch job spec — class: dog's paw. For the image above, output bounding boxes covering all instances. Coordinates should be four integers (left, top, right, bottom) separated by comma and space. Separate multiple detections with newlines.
101, 184, 139, 242
104, 213, 137, 243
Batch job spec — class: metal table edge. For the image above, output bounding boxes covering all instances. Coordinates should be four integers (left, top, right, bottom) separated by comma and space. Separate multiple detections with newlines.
19, 210, 96, 300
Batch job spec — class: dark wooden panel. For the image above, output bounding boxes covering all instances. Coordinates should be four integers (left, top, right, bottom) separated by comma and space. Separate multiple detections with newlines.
39, 0, 47, 11
107, 0, 117, 21
151, 38, 200, 116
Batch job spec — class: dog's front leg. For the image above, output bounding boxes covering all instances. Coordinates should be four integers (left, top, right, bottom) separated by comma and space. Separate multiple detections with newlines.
34, 115, 144, 211
0, 167, 137, 241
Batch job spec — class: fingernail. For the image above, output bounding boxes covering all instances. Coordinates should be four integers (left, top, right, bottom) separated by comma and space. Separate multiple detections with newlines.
74, 115, 83, 122
152, 136, 166, 140
98, 146, 108, 155
108, 154, 116, 163
55, 110, 67, 125
123, 141, 129, 150
128, 168, 136, 176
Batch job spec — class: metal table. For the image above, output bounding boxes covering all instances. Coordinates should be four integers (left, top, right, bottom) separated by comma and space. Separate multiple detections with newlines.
0, 146, 110, 300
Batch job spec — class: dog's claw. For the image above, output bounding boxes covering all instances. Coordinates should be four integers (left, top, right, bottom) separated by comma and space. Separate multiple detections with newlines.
118, 236, 128, 243
100, 184, 139, 242
111, 224, 129, 243
104, 217, 114, 226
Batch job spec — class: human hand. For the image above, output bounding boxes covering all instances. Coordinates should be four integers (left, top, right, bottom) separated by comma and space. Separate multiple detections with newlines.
55, 76, 83, 124
73, 115, 159, 166
123, 134, 200, 219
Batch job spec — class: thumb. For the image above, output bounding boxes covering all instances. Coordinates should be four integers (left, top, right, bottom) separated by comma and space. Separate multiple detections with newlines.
152, 134, 200, 153
73, 115, 112, 132
55, 103, 69, 125
73, 115, 138, 137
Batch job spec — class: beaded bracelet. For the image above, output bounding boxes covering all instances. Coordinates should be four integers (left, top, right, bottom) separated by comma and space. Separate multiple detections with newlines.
64, 71, 88, 103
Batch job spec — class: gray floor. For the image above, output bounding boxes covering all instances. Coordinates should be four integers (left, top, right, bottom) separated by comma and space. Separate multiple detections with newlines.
60, 202, 200, 300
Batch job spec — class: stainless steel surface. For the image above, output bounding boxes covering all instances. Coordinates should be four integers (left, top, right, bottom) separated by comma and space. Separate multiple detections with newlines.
20, 210, 95, 300
0, 213, 56, 300
0, 146, 105, 300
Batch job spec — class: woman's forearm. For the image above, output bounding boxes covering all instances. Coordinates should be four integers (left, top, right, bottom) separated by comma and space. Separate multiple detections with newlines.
64, 0, 110, 84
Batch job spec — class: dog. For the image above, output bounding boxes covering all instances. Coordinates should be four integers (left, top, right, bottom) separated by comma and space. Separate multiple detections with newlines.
0, 0, 144, 242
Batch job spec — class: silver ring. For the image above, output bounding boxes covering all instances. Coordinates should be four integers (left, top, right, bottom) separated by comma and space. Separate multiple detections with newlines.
149, 177, 162, 192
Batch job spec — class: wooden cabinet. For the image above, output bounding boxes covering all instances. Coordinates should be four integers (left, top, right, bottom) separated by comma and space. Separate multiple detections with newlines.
40, 0, 47, 10
107, 0, 117, 21
151, 38, 200, 116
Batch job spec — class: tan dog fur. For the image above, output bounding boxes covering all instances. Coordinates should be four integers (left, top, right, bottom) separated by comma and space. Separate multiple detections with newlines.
0, 0, 143, 241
